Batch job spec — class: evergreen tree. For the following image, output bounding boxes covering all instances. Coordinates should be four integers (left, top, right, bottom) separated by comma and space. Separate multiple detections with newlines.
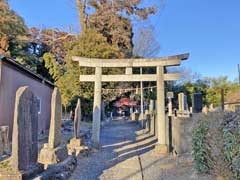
0, 0, 28, 56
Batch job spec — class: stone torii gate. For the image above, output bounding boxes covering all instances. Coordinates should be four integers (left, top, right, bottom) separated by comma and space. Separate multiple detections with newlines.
72, 53, 189, 152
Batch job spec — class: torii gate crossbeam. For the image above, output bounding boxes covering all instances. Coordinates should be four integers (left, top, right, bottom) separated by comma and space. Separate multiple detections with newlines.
72, 53, 189, 153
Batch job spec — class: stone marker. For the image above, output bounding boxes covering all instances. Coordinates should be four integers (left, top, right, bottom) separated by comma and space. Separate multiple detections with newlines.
69, 110, 73, 120
0, 134, 3, 156
48, 88, 62, 149
0, 126, 9, 155
209, 103, 215, 112
144, 110, 150, 132
178, 93, 188, 112
0, 86, 43, 179
149, 100, 155, 135
202, 105, 209, 115
184, 95, 188, 111
192, 93, 202, 113
12, 87, 39, 171
74, 99, 81, 138
167, 92, 174, 116
178, 93, 185, 112
101, 101, 106, 121
38, 88, 68, 167
68, 98, 85, 155
177, 93, 190, 117
190, 107, 193, 114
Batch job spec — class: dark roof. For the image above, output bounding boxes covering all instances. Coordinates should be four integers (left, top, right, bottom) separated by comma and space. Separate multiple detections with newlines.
0, 55, 55, 88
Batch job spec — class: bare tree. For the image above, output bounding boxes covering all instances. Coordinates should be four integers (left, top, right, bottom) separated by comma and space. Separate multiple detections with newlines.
133, 25, 160, 58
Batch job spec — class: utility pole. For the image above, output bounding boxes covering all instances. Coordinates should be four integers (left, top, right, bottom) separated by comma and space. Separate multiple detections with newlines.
221, 89, 225, 111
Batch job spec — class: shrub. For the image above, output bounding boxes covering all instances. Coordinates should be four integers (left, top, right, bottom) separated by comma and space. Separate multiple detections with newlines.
192, 117, 210, 174
222, 113, 240, 180
192, 112, 240, 180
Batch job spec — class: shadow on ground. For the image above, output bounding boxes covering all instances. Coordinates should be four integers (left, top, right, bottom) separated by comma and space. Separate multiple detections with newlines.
69, 118, 156, 180
69, 118, 211, 180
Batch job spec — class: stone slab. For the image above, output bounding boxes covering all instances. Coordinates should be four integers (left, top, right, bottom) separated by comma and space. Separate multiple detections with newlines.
48, 88, 62, 149
11, 86, 39, 172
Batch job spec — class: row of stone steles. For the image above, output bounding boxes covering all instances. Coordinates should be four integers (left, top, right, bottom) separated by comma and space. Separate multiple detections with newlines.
0, 86, 80, 180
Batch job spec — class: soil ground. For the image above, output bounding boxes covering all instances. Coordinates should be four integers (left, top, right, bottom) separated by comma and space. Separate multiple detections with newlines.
69, 117, 211, 180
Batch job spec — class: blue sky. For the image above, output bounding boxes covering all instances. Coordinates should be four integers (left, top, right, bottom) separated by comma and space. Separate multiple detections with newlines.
9, 0, 240, 81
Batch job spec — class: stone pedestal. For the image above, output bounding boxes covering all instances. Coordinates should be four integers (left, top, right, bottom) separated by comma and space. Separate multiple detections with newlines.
67, 138, 85, 156
38, 143, 68, 167
154, 144, 168, 155
0, 163, 43, 180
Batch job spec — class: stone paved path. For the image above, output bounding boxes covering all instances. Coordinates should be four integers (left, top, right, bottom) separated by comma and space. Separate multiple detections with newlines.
69, 118, 210, 180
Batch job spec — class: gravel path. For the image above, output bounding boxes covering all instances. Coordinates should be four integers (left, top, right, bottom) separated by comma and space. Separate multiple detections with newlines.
69, 118, 211, 180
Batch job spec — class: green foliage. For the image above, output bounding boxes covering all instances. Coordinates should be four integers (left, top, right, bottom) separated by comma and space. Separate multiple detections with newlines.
0, 0, 28, 56
173, 79, 209, 106
222, 114, 240, 180
43, 53, 64, 81
69, 28, 120, 59
192, 118, 210, 174
0, 1, 52, 79
49, 28, 122, 117
173, 76, 238, 107
206, 76, 233, 107
192, 113, 240, 179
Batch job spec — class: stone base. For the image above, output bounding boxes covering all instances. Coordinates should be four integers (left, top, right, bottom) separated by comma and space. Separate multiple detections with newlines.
67, 138, 86, 156
154, 144, 168, 155
38, 144, 68, 167
0, 163, 43, 180
32, 156, 77, 180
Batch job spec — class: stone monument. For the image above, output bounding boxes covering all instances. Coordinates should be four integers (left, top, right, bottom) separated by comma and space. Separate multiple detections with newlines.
0, 133, 3, 156
192, 93, 203, 113
67, 98, 84, 155
202, 105, 209, 115
144, 110, 150, 132
0, 86, 43, 179
177, 93, 190, 117
167, 92, 174, 116
149, 100, 155, 135
0, 126, 9, 156
38, 88, 68, 167
178, 93, 185, 112
209, 103, 215, 112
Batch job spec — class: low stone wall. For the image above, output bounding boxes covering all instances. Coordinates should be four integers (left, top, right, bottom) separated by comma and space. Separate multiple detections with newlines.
172, 114, 203, 155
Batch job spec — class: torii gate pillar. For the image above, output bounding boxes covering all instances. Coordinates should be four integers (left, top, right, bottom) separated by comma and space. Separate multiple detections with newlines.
91, 66, 102, 147
155, 66, 168, 153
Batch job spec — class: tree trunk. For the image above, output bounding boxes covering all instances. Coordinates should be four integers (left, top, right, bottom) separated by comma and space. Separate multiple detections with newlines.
76, 0, 87, 32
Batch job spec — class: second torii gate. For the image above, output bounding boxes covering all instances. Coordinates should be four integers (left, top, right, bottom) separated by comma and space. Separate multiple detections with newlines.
72, 53, 189, 153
